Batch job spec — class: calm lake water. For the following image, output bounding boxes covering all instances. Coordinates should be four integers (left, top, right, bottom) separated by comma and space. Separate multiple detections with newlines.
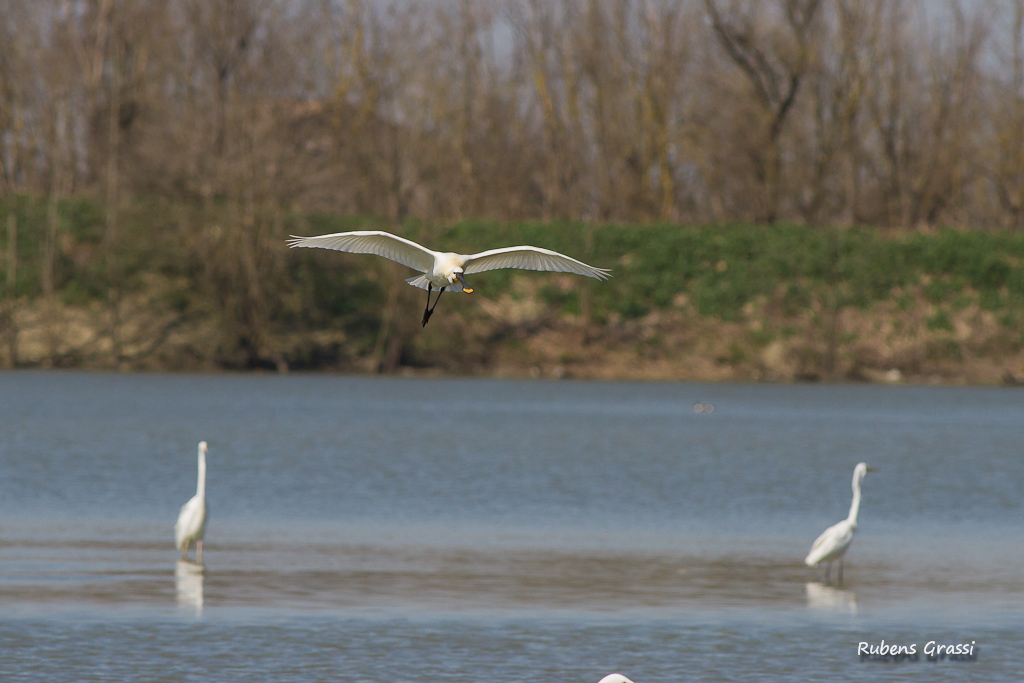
1, 371, 1022, 682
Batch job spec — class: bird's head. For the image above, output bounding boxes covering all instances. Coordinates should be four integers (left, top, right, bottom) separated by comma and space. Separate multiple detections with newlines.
854, 462, 877, 480
199, 441, 208, 453
447, 268, 473, 293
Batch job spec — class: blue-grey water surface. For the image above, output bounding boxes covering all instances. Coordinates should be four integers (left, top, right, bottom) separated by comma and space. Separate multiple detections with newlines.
1, 371, 1022, 681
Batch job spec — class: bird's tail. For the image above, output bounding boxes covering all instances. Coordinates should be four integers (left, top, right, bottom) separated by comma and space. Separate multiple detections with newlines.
405, 275, 465, 293
804, 547, 826, 566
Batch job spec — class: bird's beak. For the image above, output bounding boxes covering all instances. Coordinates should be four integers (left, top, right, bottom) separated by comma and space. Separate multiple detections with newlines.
866, 466, 878, 472
455, 272, 473, 293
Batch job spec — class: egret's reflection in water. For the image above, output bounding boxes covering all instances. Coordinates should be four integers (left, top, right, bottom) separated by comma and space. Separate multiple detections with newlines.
175, 559, 205, 612
805, 581, 857, 613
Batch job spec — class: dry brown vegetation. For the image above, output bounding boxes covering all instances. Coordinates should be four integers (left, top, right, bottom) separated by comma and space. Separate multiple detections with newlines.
3, 1, 1024, 381
6, 1, 1024, 224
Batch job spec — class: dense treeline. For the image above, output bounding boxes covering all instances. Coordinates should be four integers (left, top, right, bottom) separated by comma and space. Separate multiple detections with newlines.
5, 1, 1024, 225
3, 1, 1024, 375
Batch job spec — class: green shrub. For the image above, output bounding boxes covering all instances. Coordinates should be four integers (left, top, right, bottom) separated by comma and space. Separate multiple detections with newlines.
927, 309, 954, 332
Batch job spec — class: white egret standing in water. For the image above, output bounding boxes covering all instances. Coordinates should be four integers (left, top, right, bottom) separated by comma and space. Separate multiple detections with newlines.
175, 441, 208, 563
805, 462, 877, 583
598, 675, 635, 683
286, 230, 611, 326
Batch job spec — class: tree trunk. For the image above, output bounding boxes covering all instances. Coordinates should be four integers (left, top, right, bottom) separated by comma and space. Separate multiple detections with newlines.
4, 210, 17, 367
43, 188, 61, 367
105, 36, 123, 367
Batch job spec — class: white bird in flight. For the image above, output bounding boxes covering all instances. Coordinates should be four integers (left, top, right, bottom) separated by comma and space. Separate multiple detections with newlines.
287, 230, 611, 326
805, 462, 877, 584
174, 441, 209, 564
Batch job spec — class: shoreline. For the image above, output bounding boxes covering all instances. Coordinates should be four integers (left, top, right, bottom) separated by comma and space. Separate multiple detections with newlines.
5, 295, 1024, 387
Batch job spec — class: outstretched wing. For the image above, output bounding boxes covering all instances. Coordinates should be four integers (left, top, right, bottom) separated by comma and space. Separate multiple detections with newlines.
462, 246, 611, 280
286, 231, 435, 273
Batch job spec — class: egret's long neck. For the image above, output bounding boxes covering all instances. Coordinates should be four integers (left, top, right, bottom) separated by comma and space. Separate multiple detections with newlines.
196, 450, 206, 499
846, 475, 862, 526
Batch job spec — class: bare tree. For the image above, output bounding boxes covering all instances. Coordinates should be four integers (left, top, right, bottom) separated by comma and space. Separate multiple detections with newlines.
703, 0, 822, 222
988, 0, 1024, 229
3, 209, 15, 367
859, 0, 987, 228
0, 0, 26, 366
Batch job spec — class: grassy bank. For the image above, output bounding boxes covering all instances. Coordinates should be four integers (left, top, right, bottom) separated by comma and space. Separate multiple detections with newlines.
3, 196, 1024, 383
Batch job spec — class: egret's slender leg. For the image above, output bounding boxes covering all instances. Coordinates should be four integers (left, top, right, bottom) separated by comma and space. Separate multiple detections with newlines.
196, 540, 203, 564
181, 545, 187, 561
422, 286, 446, 327
837, 558, 844, 585
824, 561, 832, 584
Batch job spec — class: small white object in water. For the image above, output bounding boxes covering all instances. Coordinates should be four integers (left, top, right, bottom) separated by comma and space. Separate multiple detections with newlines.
598, 675, 636, 683
175, 558, 205, 611
805, 581, 857, 614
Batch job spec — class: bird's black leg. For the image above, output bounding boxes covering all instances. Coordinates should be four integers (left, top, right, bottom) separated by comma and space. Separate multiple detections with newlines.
824, 561, 832, 584
422, 286, 446, 327
421, 284, 433, 326
429, 287, 446, 320
837, 559, 844, 585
